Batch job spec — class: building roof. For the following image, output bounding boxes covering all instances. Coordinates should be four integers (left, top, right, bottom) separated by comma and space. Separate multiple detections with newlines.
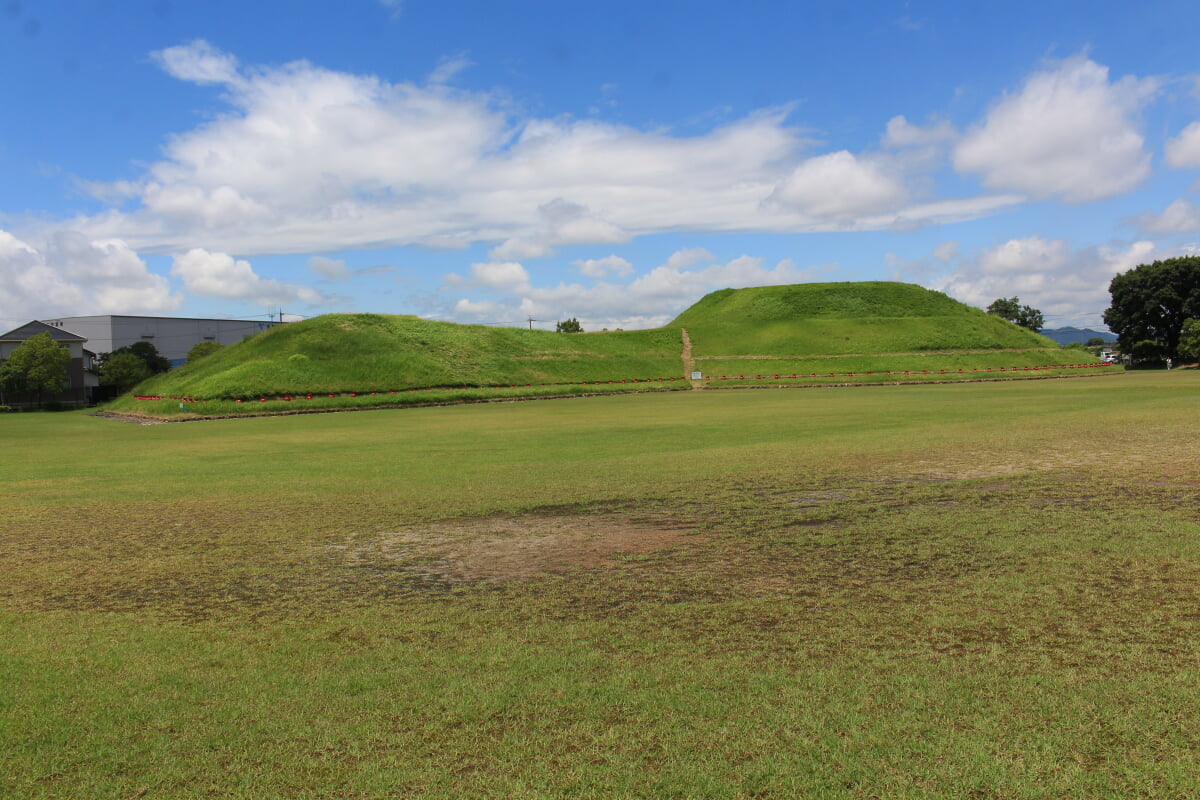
0, 320, 87, 343
42, 314, 280, 324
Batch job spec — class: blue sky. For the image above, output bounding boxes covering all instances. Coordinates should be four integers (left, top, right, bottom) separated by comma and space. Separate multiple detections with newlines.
3, 0, 1200, 331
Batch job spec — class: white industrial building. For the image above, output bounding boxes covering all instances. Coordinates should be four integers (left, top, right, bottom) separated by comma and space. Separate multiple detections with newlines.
1, 315, 281, 407
41, 315, 278, 367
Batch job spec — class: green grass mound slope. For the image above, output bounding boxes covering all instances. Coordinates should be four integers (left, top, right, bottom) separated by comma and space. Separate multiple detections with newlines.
674, 281, 1056, 355
109, 283, 1114, 416
674, 283, 1111, 386
110, 314, 685, 414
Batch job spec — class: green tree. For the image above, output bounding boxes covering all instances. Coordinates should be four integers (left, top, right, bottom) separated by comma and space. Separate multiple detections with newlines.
0, 357, 29, 400
1178, 318, 1200, 362
1128, 339, 1166, 364
99, 352, 152, 393
187, 340, 225, 364
556, 318, 584, 333
1086, 337, 1106, 347
105, 341, 172, 374
986, 297, 1044, 331
0, 332, 71, 407
1104, 256, 1200, 361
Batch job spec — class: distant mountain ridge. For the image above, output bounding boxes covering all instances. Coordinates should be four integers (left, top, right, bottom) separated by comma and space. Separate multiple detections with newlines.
1040, 327, 1117, 345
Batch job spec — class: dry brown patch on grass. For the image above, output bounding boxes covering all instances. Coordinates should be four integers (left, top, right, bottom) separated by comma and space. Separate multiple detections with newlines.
887, 435, 1139, 484
336, 513, 704, 585
90, 411, 168, 425
787, 489, 854, 507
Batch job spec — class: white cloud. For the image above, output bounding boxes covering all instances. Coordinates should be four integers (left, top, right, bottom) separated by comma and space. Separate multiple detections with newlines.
932, 241, 959, 263
883, 115, 957, 148
37, 44, 1170, 323
879, 115, 959, 181
470, 261, 530, 291
306, 260, 396, 285
0, 230, 180, 322
67, 42, 1027, 257
664, 248, 715, 270
573, 255, 633, 278
151, 40, 241, 86
170, 249, 324, 306
553, 215, 629, 245
377, 0, 403, 16
978, 235, 1071, 275
1165, 121, 1200, 168
488, 199, 631, 260
1137, 198, 1200, 233
355, 264, 397, 276
428, 52, 472, 85
770, 151, 908, 221
927, 235, 1162, 328
871, 193, 1025, 230
489, 239, 554, 261
140, 183, 273, 228
454, 298, 500, 316
309, 256, 349, 279
450, 248, 822, 330
74, 45, 817, 254
954, 56, 1157, 202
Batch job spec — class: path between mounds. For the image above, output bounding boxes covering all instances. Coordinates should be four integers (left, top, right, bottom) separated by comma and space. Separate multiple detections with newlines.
681, 328, 701, 388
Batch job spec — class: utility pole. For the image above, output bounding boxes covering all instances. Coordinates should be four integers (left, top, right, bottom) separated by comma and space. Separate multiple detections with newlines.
527, 316, 537, 330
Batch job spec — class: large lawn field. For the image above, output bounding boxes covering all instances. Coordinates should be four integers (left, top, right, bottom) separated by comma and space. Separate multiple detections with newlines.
3, 372, 1199, 798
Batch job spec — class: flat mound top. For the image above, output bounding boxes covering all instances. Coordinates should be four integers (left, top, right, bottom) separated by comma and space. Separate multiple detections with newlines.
671, 282, 971, 326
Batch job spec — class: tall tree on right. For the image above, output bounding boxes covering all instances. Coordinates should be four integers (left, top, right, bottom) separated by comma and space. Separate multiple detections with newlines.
1179, 319, 1200, 363
1104, 256, 1200, 361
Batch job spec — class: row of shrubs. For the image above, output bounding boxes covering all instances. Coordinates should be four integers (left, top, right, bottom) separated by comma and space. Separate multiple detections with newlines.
0, 403, 75, 413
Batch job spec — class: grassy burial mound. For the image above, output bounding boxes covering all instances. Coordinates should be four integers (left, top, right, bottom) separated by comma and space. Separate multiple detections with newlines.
675, 281, 1052, 354
675, 282, 1110, 383
110, 314, 686, 415
109, 283, 1114, 416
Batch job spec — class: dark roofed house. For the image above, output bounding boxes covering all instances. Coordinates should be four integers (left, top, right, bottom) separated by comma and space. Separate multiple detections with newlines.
0, 321, 97, 408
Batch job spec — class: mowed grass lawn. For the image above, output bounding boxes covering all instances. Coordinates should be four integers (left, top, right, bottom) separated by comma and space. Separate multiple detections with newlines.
3, 372, 1200, 798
